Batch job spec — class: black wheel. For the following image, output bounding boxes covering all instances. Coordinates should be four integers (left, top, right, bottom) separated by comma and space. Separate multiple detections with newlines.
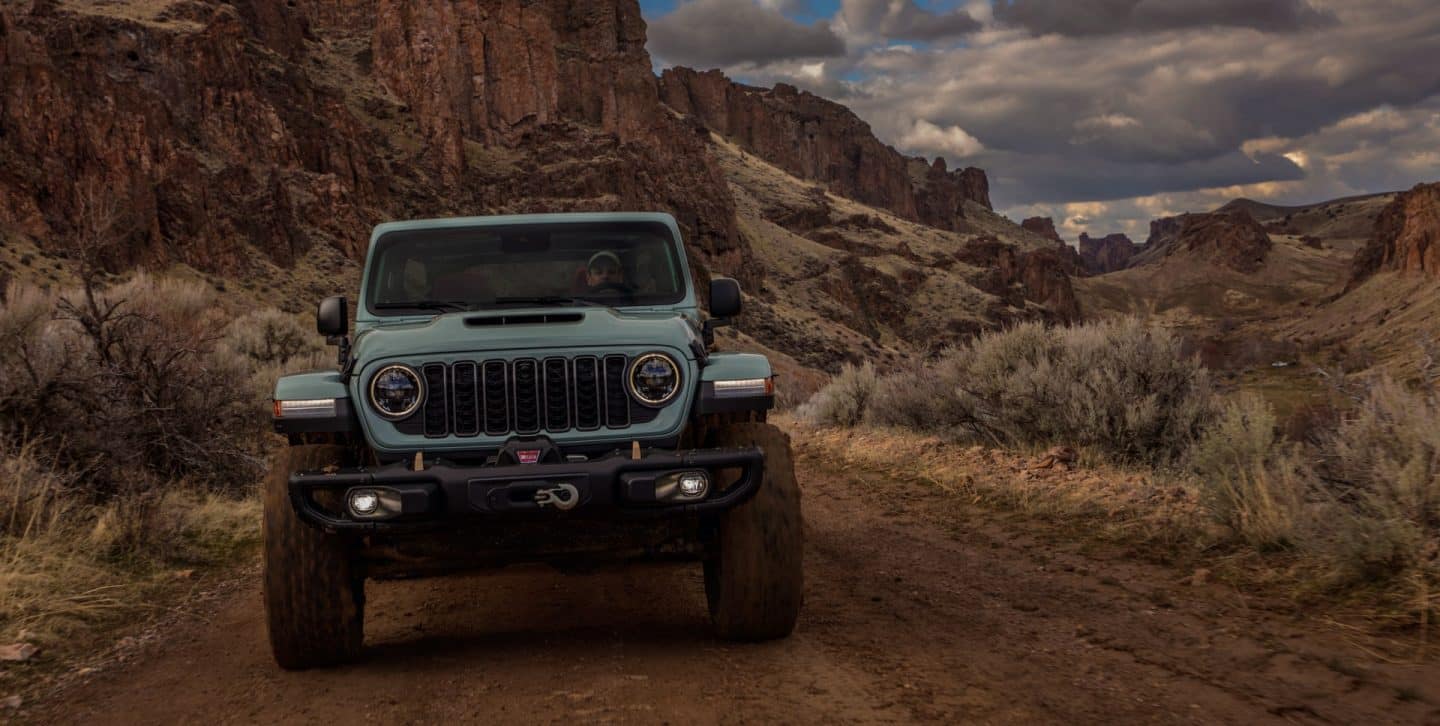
263, 445, 365, 669
704, 422, 804, 640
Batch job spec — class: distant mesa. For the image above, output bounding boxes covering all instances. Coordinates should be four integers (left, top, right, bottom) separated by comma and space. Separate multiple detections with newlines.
1349, 182, 1440, 289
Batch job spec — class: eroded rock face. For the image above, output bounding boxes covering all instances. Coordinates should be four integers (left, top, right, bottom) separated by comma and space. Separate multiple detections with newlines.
0, 0, 739, 277
658, 67, 991, 231
0, 3, 381, 270
372, 0, 657, 177
1078, 232, 1138, 274
1350, 182, 1440, 288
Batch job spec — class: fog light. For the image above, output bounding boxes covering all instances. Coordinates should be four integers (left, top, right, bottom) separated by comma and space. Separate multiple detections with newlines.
678, 472, 709, 498
348, 489, 380, 516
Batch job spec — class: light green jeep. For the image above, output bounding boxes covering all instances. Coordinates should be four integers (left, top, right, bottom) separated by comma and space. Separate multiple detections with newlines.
265, 213, 802, 669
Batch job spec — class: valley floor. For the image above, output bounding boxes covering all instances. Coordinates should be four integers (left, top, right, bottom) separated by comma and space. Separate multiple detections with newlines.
29, 434, 1440, 725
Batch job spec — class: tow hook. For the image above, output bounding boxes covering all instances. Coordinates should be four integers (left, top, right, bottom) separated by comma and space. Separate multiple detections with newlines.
534, 483, 580, 511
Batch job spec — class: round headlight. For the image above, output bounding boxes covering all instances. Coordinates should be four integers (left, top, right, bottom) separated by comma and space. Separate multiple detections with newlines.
369, 365, 424, 420
628, 353, 681, 406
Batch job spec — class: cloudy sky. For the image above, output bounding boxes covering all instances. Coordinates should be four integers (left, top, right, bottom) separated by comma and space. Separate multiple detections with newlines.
638, 0, 1440, 242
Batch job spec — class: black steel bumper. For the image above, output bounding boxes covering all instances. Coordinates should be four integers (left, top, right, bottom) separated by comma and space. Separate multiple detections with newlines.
288, 446, 764, 532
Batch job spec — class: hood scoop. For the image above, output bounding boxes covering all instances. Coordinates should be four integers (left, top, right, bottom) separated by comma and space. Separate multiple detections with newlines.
464, 312, 585, 327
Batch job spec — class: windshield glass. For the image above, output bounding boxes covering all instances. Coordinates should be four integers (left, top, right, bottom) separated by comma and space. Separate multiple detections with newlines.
365, 221, 687, 315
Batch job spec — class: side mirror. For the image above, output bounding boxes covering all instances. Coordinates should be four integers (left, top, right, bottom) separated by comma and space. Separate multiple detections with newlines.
317, 296, 348, 337
709, 278, 742, 318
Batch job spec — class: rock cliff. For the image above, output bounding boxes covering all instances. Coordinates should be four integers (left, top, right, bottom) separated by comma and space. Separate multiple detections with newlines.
658, 67, 991, 231
1078, 232, 1138, 274
1349, 182, 1440, 288
0, 0, 738, 276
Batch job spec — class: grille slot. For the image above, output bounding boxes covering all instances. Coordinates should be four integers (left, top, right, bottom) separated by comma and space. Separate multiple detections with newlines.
603, 355, 630, 428
543, 358, 571, 432
573, 357, 602, 431
422, 363, 449, 437
512, 359, 541, 434
451, 362, 479, 436
482, 361, 509, 435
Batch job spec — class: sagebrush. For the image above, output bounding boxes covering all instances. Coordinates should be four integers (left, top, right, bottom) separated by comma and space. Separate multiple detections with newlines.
808, 319, 1218, 464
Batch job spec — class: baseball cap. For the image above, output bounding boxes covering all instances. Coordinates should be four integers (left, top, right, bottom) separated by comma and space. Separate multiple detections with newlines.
587, 250, 622, 270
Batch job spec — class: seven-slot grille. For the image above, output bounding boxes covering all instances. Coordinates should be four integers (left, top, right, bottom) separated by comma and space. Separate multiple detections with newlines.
413, 355, 658, 438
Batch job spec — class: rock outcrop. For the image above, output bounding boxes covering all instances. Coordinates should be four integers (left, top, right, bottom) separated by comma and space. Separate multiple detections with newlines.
1136, 212, 1271, 273
955, 237, 1081, 323
658, 67, 991, 231
1078, 232, 1138, 274
1021, 217, 1063, 243
1349, 182, 1440, 288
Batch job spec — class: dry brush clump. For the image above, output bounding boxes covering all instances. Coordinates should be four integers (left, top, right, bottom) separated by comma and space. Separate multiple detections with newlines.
1191, 376, 1439, 621
1186, 395, 1306, 551
794, 362, 878, 427
0, 274, 318, 651
1313, 378, 1439, 605
806, 319, 1218, 465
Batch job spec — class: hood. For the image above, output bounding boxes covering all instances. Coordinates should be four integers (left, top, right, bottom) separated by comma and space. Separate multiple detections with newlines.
351, 307, 704, 363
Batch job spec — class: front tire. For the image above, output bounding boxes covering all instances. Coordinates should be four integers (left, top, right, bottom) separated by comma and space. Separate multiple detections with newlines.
263, 445, 365, 669
704, 423, 804, 640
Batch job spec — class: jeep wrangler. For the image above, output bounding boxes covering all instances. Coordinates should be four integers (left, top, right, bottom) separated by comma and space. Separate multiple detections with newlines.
265, 213, 802, 669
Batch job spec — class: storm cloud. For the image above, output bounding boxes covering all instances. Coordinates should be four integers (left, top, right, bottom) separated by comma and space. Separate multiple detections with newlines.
647, 0, 846, 69
836, 0, 982, 42
992, 0, 1336, 37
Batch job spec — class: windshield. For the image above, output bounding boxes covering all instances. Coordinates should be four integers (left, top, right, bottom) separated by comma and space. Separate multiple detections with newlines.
365, 221, 687, 315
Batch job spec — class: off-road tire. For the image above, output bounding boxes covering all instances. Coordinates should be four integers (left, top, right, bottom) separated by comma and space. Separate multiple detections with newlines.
263, 445, 365, 669
704, 422, 804, 640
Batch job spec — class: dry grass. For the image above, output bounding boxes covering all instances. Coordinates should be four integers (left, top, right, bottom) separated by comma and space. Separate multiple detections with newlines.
0, 273, 317, 669
787, 416, 1206, 551
0, 441, 260, 655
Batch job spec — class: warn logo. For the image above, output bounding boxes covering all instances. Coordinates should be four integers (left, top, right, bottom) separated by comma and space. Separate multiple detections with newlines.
516, 450, 542, 465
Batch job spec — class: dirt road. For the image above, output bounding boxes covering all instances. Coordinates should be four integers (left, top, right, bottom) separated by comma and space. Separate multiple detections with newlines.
37, 441, 1440, 724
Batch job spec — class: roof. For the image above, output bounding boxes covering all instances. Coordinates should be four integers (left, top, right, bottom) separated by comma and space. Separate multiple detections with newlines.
368, 212, 682, 249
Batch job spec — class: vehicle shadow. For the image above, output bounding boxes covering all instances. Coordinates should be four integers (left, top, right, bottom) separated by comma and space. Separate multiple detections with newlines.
347, 562, 742, 671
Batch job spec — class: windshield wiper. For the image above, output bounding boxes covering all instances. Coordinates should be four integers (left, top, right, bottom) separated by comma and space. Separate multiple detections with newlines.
491, 296, 611, 308
373, 300, 473, 312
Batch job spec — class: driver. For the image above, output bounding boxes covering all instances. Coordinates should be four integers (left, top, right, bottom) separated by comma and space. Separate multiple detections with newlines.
585, 250, 626, 290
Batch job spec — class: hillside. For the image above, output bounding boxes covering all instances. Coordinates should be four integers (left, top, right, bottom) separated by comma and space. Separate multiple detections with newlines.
0, 0, 1077, 377
1075, 184, 1440, 381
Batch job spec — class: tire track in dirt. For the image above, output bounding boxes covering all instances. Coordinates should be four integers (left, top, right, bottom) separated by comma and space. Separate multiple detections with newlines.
32, 439, 1440, 724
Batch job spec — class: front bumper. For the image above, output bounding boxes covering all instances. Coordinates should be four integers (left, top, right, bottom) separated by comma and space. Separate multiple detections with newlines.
288, 446, 764, 532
